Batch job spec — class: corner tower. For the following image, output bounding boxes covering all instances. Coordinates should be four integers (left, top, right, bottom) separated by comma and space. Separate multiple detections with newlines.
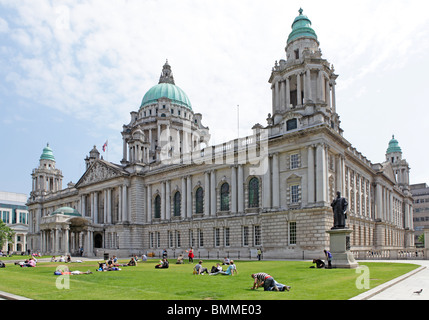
31, 144, 63, 196
268, 8, 340, 135
386, 135, 410, 191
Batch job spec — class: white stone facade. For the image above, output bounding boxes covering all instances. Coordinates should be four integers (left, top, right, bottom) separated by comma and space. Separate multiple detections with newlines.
26, 9, 414, 259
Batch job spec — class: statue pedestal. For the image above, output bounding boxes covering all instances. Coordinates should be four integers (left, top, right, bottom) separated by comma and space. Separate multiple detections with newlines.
326, 228, 358, 269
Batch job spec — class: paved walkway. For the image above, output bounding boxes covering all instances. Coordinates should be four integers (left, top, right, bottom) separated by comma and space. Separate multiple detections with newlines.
350, 260, 429, 300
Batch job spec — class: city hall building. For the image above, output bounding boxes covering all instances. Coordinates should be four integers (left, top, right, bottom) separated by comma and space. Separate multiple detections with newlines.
26, 9, 414, 259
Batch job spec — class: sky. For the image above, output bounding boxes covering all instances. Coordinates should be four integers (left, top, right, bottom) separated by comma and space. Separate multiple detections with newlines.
0, 0, 428, 196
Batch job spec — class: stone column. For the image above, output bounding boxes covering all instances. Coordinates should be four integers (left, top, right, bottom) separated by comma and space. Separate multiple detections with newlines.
147, 185, 152, 223
166, 180, 171, 220
94, 192, 98, 224
316, 143, 327, 203
285, 76, 290, 109
210, 170, 216, 216
307, 145, 315, 204
231, 166, 237, 213
272, 153, 280, 208
280, 80, 285, 110
122, 136, 127, 162
331, 80, 337, 113
186, 176, 192, 218
237, 165, 244, 213
122, 184, 128, 222
274, 81, 280, 112
297, 73, 302, 106
204, 172, 210, 216
161, 181, 166, 220
181, 177, 187, 219
64, 227, 70, 255
54, 228, 59, 254
107, 188, 112, 224
262, 155, 271, 208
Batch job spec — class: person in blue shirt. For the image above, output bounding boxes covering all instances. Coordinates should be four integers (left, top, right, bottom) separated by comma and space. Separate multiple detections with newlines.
324, 250, 332, 269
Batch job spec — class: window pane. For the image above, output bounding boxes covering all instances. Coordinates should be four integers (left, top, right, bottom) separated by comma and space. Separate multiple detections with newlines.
248, 177, 259, 208
195, 187, 204, 214
174, 192, 181, 216
221, 183, 230, 211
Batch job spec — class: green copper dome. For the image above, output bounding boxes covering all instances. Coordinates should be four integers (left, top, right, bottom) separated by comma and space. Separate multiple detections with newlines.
51, 207, 81, 217
140, 60, 192, 110
386, 135, 402, 154
287, 8, 318, 44
40, 143, 55, 161
141, 82, 192, 110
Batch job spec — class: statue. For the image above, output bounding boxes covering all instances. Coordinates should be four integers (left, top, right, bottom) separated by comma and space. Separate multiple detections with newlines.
331, 191, 348, 229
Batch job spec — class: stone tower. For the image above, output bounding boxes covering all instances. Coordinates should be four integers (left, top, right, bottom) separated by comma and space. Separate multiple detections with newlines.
31, 144, 63, 196
386, 135, 410, 191
268, 8, 341, 136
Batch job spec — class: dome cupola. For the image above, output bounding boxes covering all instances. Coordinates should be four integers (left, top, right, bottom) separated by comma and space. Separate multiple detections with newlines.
140, 60, 192, 110
287, 8, 318, 45
40, 143, 55, 161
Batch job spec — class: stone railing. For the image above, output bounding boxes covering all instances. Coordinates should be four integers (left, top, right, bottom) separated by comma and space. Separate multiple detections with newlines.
351, 249, 426, 260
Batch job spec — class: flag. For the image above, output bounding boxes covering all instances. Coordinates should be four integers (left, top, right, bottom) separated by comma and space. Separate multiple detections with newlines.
102, 140, 108, 152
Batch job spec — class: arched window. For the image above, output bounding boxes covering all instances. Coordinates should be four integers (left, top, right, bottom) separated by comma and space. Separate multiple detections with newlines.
154, 195, 161, 218
195, 187, 204, 214
220, 182, 230, 211
174, 191, 181, 216
248, 177, 259, 208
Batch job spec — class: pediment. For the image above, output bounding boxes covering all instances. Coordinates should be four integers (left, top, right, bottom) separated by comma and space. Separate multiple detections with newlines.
75, 160, 128, 188
378, 161, 397, 184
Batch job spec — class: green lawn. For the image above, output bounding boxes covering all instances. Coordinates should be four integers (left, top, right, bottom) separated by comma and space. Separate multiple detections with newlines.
0, 258, 419, 300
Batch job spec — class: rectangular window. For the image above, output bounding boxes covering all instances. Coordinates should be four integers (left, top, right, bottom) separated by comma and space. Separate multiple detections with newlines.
169, 231, 173, 248
289, 222, 297, 245
243, 226, 249, 246
214, 228, 220, 247
290, 153, 299, 169
291, 185, 299, 203
149, 232, 154, 248
254, 225, 261, 246
198, 229, 204, 247
286, 118, 297, 131
156, 232, 160, 248
189, 230, 194, 247
175, 231, 181, 248
224, 227, 230, 247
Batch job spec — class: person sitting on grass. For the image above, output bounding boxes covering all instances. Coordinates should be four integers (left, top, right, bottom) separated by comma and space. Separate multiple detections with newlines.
250, 273, 291, 291
210, 261, 235, 276
210, 263, 223, 274
194, 260, 209, 275
155, 258, 169, 269
127, 257, 137, 266
176, 254, 184, 264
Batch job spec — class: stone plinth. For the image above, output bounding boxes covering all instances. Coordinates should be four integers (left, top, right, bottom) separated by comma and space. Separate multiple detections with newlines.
326, 228, 358, 269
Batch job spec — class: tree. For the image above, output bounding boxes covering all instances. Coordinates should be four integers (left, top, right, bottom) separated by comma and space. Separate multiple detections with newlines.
0, 220, 15, 250
418, 233, 425, 247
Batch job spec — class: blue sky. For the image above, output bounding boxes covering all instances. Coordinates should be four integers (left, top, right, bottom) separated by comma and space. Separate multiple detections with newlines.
1, 0, 429, 196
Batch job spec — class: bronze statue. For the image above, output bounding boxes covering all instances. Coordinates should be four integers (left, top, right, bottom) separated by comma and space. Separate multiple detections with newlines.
331, 191, 348, 229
